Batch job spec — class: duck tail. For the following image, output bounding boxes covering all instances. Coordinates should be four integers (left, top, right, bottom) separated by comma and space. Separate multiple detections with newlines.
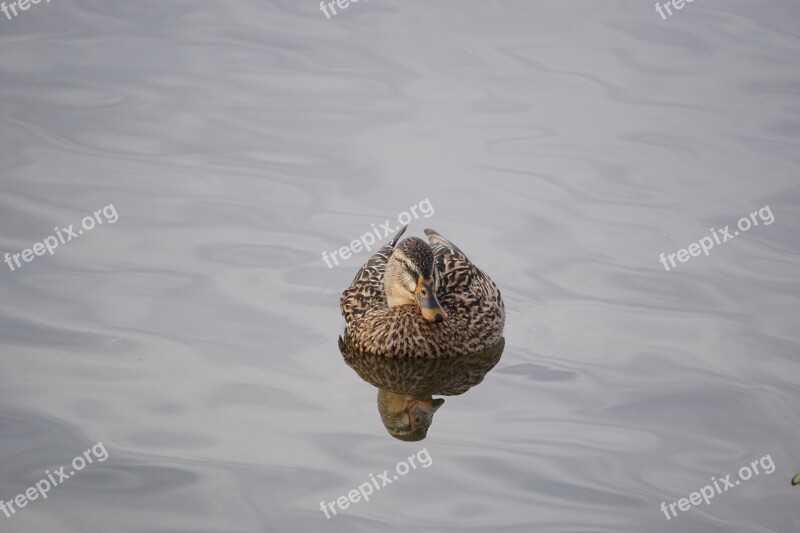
390, 224, 408, 246
424, 228, 467, 258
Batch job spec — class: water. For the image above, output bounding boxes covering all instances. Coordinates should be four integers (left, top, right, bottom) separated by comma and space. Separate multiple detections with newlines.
1, 1, 799, 531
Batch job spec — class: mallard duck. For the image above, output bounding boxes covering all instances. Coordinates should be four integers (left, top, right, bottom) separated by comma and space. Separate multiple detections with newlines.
340, 225, 505, 358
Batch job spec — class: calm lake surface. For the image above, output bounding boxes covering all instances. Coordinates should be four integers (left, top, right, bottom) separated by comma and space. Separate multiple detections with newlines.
1, 1, 799, 531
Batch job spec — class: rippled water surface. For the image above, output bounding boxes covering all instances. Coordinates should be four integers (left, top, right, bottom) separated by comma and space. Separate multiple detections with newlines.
1, 1, 799, 531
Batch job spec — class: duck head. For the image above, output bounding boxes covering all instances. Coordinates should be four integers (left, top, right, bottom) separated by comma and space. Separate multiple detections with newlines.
384, 237, 447, 323
377, 390, 445, 441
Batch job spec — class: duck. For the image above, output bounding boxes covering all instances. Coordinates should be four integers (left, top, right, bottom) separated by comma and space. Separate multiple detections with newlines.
340, 225, 505, 358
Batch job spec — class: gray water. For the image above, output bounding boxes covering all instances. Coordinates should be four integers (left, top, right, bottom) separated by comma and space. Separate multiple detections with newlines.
1, 1, 799, 531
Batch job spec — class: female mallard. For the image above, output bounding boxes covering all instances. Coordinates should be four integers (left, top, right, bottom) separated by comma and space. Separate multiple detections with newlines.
340, 225, 505, 358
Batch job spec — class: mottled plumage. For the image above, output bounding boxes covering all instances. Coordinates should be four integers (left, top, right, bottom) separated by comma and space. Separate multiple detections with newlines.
340, 336, 505, 394
340, 225, 505, 358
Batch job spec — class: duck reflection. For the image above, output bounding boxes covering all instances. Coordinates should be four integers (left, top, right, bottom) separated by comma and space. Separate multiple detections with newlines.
339, 337, 504, 441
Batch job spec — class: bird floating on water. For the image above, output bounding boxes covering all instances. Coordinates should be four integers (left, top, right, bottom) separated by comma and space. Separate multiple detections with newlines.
340, 225, 505, 358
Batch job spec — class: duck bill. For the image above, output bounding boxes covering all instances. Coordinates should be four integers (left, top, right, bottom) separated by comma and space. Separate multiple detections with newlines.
414, 276, 447, 323
408, 398, 445, 430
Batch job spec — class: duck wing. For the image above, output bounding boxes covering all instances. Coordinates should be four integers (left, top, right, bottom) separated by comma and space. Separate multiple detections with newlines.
340, 225, 408, 323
